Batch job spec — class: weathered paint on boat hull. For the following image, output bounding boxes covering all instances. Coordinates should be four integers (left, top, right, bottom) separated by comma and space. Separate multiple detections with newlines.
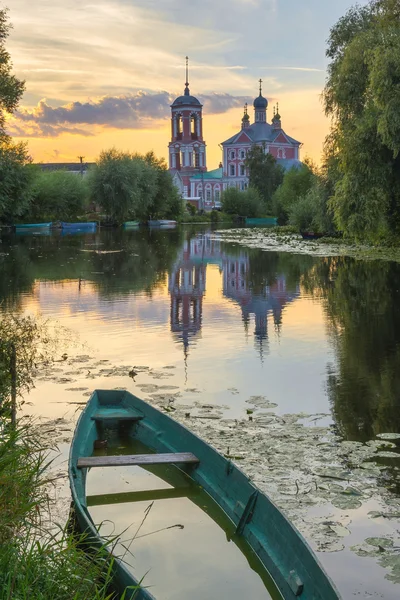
123, 221, 140, 229
69, 390, 340, 600
14, 222, 52, 230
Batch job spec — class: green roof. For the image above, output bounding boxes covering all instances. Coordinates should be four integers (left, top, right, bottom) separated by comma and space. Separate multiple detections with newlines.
191, 167, 223, 180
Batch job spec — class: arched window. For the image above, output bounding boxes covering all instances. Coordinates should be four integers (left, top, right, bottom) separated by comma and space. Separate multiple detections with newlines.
191, 114, 197, 139
240, 149, 245, 159
277, 147, 283, 159
194, 150, 200, 168
176, 114, 183, 139
230, 149, 236, 160
229, 164, 235, 177
239, 164, 245, 176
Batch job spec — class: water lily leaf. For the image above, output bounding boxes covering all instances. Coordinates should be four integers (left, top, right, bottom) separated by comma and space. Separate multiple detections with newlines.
314, 467, 350, 480
328, 524, 350, 537
374, 451, 400, 459
365, 537, 394, 549
331, 495, 362, 510
376, 433, 400, 440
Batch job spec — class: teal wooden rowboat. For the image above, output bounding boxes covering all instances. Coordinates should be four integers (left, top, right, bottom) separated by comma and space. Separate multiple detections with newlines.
14, 222, 52, 230
123, 221, 140, 229
69, 390, 340, 600
245, 217, 278, 226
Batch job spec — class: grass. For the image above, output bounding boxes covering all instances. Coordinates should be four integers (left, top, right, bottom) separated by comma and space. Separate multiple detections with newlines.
0, 420, 135, 600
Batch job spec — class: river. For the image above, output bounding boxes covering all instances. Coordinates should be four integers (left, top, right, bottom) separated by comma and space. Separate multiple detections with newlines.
1, 225, 400, 599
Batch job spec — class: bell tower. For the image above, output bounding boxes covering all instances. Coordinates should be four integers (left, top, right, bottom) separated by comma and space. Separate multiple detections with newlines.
168, 57, 207, 198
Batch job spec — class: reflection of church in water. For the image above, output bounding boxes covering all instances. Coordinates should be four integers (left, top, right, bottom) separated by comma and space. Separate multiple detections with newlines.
168, 234, 300, 358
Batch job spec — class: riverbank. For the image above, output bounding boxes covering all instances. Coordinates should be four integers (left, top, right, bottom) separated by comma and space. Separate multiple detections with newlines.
0, 420, 117, 599
216, 226, 400, 263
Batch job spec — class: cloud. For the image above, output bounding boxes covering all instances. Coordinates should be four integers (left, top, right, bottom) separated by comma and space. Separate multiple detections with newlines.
13, 91, 252, 137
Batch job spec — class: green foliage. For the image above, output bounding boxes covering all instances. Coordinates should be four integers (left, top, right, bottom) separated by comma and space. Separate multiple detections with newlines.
28, 170, 89, 221
186, 202, 196, 216
0, 423, 121, 599
221, 187, 263, 217
288, 180, 336, 234
324, 0, 400, 241
87, 149, 182, 224
0, 8, 25, 134
272, 162, 315, 225
143, 151, 183, 220
245, 146, 284, 212
0, 315, 70, 416
0, 139, 35, 223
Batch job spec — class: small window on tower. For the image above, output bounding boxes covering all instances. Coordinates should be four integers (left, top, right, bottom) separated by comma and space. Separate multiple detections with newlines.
191, 114, 197, 139
194, 151, 200, 168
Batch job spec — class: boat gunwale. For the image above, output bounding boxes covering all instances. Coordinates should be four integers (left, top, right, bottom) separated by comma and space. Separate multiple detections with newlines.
69, 389, 341, 600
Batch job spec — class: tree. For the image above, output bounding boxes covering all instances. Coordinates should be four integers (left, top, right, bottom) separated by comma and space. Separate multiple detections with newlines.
272, 161, 316, 224
221, 187, 263, 217
28, 170, 88, 221
87, 149, 182, 223
143, 151, 183, 220
0, 9, 32, 222
0, 8, 25, 136
0, 139, 35, 223
245, 145, 284, 213
323, 0, 400, 240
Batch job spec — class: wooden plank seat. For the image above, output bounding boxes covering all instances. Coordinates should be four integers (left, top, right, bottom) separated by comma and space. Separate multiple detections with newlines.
91, 409, 144, 421
87, 486, 194, 506
77, 452, 200, 469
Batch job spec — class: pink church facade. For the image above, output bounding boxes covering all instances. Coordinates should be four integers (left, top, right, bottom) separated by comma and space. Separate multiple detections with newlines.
168, 65, 302, 211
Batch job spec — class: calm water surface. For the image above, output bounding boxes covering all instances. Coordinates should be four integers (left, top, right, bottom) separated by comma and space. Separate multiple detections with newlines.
2, 226, 400, 599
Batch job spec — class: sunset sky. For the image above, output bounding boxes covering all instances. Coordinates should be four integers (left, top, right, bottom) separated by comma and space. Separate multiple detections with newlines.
7, 0, 367, 167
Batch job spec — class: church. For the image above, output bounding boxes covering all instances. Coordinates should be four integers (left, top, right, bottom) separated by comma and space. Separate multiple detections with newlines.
168, 59, 302, 211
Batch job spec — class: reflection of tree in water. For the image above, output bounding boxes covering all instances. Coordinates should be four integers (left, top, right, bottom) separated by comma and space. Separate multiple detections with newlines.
303, 256, 400, 442
0, 229, 184, 305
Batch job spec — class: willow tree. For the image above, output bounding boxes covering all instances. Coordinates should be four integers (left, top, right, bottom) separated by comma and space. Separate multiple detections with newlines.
324, 0, 400, 240
0, 8, 33, 223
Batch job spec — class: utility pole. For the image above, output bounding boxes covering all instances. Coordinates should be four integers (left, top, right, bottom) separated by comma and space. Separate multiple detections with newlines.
78, 155, 85, 177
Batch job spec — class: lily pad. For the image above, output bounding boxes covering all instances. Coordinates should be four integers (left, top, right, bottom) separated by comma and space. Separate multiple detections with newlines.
331, 495, 362, 510
374, 451, 400, 459
328, 524, 350, 537
376, 433, 400, 440
366, 537, 394, 549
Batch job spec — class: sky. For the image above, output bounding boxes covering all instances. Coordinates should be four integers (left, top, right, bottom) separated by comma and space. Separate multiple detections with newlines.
7, 0, 368, 166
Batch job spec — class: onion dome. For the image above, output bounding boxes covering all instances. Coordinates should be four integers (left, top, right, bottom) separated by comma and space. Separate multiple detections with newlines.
253, 78, 268, 109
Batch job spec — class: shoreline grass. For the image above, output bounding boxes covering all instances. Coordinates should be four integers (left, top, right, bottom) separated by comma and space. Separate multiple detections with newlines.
0, 420, 126, 600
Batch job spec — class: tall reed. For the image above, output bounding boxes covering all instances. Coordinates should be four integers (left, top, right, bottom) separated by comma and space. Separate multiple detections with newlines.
0, 420, 132, 599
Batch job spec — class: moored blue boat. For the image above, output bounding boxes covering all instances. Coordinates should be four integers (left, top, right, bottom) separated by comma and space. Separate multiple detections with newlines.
69, 389, 340, 600
14, 222, 52, 230
61, 222, 97, 232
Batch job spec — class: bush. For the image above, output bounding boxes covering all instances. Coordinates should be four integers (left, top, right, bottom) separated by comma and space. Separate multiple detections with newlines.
272, 163, 315, 225
288, 191, 316, 232
288, 181, 335, 233
221, 187, 263, 217
0, 139, 35, 224
29, 170, 89, 221
186, 202, 196, 216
